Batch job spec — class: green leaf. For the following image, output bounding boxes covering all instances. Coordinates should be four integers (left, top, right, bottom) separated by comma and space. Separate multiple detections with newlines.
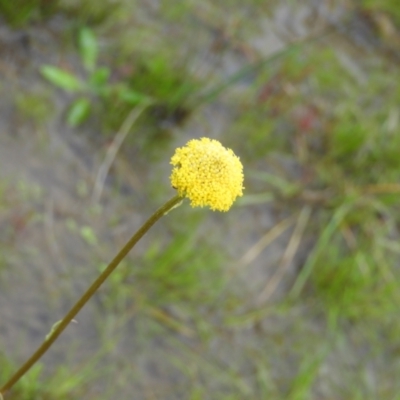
79, 27, 98, 71
89, 67, 110, 88
40, 65, 83, 92
118, 88, 150, 104
67, 98, 91, 127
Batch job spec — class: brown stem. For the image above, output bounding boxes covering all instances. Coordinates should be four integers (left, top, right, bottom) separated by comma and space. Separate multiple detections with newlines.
0, 195, 182, 396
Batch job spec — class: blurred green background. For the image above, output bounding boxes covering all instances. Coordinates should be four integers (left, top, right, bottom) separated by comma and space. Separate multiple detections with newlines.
1, 0, 400, 399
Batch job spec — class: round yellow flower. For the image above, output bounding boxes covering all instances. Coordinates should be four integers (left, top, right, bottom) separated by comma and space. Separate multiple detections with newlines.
170, 137, 244, 212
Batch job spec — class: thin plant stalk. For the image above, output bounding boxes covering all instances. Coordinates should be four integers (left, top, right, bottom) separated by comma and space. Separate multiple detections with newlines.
0, 194, 182, 396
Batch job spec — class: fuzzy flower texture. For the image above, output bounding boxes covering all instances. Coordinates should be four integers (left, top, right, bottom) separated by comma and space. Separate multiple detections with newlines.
170, 138, 244, 212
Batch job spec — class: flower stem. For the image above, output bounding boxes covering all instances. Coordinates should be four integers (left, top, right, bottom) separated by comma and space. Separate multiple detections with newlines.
0, 195, 182, 396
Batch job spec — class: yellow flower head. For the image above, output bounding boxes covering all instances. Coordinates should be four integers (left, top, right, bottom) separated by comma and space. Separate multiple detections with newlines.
170, 137, 244, 212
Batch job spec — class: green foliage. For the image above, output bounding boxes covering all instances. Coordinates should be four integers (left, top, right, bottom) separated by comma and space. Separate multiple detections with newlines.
66, 97, 91, 127
100, 52, 198, 140
0, 353, 88, 399
360, 0, 400, 25
97, 226, 225, 314
0, 0, 59, 27
40, 66, 83, 92
14, 90, 54, 126
0, 0, 120, 27
286, 346, 327, 400
59, 0, 121, 25
40, 27, 153, 128
139, 232, 224, 305
40, 27, 197, 134
78, 27, 98, 72
129, 55, 196, 110
231, 31, 400, 343
229, 109, 279, 161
